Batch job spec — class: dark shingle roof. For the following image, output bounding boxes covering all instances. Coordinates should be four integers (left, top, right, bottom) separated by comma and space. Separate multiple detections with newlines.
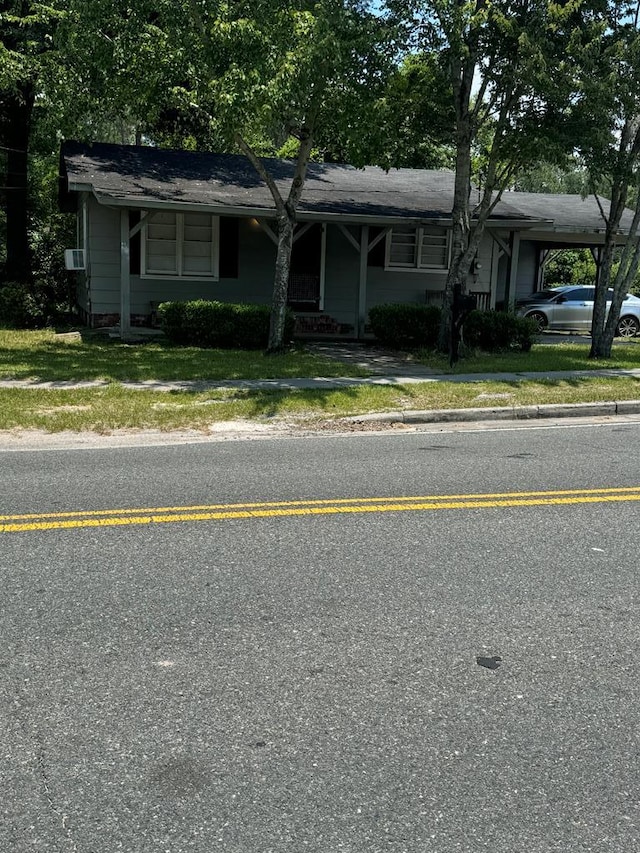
61, 141, 533, 222
61, 141, 632, 233
499, 190, 628, 232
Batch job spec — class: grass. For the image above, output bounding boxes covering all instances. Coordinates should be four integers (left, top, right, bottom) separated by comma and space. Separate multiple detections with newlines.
0, 375, 639, 433
1, 329, 639, 433
0, 329, 370, 381
2, 329, 640, 383
416, 339, 640, 373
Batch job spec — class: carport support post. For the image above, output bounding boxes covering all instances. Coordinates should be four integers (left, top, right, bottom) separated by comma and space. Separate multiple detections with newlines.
358, 224, 369, 338
120, 209, 131, 340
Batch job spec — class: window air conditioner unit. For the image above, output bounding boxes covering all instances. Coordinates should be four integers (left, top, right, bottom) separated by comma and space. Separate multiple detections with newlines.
64, 248, 86, 271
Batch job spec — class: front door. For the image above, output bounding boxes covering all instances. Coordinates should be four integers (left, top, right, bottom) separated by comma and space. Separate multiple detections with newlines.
288, 224, 322, 311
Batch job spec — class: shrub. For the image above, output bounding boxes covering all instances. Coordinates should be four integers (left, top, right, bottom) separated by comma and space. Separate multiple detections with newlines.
157, 300, 295, 349
156, 301, 188, 343
368, 303, 441, 349
0, 282, 45, 328
463, 310, 538, 352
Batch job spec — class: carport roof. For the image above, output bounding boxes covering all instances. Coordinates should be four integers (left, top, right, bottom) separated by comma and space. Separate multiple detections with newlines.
499, 190, 634, 234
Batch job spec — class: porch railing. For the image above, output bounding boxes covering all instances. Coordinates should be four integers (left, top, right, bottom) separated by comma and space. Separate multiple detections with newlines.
426, 290, 491, 311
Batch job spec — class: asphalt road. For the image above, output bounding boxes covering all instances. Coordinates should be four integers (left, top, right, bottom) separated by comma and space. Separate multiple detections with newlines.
2, 421, 640, 852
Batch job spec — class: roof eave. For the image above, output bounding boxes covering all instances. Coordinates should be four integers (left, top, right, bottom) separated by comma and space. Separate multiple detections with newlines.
89, 190, 551, 229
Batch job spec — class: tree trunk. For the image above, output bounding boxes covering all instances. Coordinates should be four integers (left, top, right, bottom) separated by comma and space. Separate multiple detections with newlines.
589, 239, 615, 358
438, 56, 473, 354
235, 130, 313, 354
267, 212, 295, 353
2, 84, 34, 283
589, 176, 631, 359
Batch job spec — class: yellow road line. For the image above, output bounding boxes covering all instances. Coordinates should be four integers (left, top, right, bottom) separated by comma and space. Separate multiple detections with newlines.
2, 488, 640, 533
2, 485, 640, 523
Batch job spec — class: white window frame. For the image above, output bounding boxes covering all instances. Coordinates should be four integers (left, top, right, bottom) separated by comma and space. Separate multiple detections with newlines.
141, 211, 220, 280
385, 225, 451, 272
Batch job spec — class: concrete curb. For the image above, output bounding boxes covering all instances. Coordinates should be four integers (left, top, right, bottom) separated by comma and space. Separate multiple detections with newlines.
346, 400, 640, 426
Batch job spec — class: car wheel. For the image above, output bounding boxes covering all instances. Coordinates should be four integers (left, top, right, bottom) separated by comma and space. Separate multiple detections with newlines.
616, 316, 640, 338
526, 311, 548, 333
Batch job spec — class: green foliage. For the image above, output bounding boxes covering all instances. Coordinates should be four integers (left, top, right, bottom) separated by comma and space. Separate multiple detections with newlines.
513, 160, 591, 194
0, 282, 44, 328
0, 1, 65, 93
462, 310, 538, 352
157, 300, 295, 349
368, 303, 441, 349
320, 51, 455, 169
544, 249, 596, 287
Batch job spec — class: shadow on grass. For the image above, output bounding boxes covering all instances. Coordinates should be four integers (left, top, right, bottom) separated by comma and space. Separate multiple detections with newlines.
228, 386, 373, 419
0, 337, 368, 382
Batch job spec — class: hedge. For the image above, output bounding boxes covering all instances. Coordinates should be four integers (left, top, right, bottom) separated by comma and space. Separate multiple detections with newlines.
157, 300, 295, 349
368, 303, 441, 349
463, 310, 538, 352
368, 303, 538, 353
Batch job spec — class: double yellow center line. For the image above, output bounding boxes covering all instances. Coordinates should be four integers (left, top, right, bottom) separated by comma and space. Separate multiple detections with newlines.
1, 486, 640, 533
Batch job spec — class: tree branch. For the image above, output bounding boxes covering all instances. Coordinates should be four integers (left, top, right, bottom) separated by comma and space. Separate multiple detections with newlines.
286, 126, 314, 211
235, 133, 286, 215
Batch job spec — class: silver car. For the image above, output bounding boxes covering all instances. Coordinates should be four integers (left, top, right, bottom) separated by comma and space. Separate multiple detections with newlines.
517, 285, 640, 337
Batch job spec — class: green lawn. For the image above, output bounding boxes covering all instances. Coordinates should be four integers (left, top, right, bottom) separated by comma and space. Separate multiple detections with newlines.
0, 329, 370, 381
2, 329, 640, 382
1, 329, 639, 433
0, 375, 638, 433
417, 339, 640, 373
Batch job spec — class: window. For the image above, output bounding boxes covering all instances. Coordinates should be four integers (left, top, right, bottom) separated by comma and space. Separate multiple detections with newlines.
142, 211, 219, 279
386, 226, 450, 271
565, 287, 594, 302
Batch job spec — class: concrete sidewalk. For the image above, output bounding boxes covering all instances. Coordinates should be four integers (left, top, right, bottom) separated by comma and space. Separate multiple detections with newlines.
2, 367, 640, 427
1, 366, 640, 391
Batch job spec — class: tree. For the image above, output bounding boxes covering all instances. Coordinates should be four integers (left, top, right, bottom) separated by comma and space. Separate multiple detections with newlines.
321, 52, 455, 169
513, 159, 590, 195
68, 0, 391, 350
0, 1, 64, 283
543, 249, 597, 287
183, 0, 392, 351
574, 1, 640, 358
388, 0, 587, 356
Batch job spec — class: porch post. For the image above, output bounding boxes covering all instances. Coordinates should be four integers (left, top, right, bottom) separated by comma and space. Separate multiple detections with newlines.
504, 231, 520, 310
319, 223, 327, 311
489, 236, 499, 309
120, 209, 131, 340
358, 224, 369, 338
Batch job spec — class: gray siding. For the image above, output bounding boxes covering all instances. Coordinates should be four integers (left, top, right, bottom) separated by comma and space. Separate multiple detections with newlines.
86, 200, 120, 314
131, 220, 275, 313
84, 203, 277, 316
82, 200, 523, 329
322, 225, 359, 326
495, 236, 538, 306
516, 240, 538, 300
364, 231, 494, 316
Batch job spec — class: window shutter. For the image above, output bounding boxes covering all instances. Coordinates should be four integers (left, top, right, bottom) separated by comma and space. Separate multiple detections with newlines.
368, 226, 386, 267
219, 217, 239, 278
182, 212, 215, 275
419, 227, 448, 268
